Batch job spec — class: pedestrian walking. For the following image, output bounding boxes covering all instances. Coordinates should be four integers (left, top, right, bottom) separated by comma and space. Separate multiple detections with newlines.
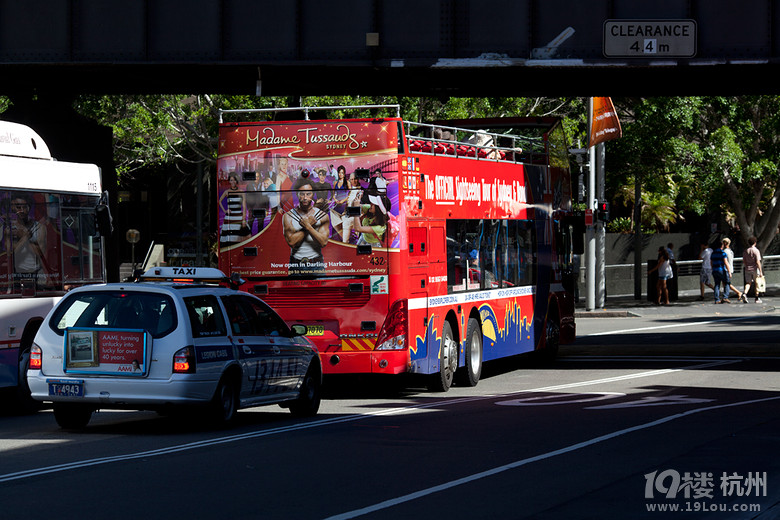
741, 236, 763, 303
698, 241, 714, 300
722, 238, 744, 301
711, 240, 731, 303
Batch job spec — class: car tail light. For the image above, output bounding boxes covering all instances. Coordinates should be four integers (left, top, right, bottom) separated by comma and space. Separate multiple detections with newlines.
173, 346, 196, 373
375, 299, 408, 350
30, 344, 42, 370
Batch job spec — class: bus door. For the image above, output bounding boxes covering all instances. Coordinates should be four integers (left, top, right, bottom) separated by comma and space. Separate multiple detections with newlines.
410, 222, 448, 373
407, 222, 429, 369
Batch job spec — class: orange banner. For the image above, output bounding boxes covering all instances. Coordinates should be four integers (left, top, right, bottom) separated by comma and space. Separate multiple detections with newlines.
589, 97, 622, 147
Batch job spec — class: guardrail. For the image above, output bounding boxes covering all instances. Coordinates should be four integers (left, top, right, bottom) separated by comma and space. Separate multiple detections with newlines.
580, 254, 780, 298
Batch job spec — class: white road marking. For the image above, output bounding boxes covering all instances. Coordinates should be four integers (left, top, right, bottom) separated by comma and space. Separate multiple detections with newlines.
496, 392, 625, 406
0, 359, 739, 484
580, 315, 757, 337
323, 394, 780, 520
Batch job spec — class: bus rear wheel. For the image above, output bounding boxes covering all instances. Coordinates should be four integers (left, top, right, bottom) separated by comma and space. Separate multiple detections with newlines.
538, 313, 560, 364
456, 318, 482, 387
428, 320, 457, 392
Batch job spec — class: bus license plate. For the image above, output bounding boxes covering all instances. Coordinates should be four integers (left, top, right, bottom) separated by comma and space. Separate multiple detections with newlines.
306, 325, 325, 336
48, 380, 84, 397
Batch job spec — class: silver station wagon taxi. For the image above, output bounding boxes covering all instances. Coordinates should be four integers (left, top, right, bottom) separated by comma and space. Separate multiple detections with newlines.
27, 267, 322, 429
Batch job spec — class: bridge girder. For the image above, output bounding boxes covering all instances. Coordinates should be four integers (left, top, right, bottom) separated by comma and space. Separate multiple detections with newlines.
0, 0, 778, 96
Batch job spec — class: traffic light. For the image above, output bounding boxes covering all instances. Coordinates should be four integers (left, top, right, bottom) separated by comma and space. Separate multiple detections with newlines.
596, 201, 610, 222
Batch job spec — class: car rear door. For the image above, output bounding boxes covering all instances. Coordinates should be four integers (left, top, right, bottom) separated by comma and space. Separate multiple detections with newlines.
183, 295, 234, 383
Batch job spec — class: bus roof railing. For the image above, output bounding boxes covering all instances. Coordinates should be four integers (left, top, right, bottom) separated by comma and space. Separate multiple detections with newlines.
219, 104, 551, 164
218, 104, 401, 123
403, 120, 549, 164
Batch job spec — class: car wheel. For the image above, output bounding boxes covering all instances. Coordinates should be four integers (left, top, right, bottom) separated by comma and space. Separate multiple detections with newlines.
456, 318, 482, 387
53, 403, 93, 430
210, 376, 238, 424
427, 320, 457, 392
289, 364, 321, 417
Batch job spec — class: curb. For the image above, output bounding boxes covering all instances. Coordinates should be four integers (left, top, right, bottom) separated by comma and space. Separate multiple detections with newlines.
575, 310, 639, 318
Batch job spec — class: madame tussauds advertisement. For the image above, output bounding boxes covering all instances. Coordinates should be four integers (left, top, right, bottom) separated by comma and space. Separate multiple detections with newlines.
217, 119, 400, 277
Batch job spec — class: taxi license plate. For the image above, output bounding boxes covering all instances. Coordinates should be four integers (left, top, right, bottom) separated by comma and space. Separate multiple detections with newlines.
48, 379, 84, 397
306, 325, 325, 336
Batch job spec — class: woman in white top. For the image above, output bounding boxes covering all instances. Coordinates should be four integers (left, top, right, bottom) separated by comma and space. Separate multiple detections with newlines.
648, 246, 672, 305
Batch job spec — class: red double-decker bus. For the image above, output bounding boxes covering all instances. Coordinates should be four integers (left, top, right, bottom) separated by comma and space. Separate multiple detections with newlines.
217, 105, 577, 391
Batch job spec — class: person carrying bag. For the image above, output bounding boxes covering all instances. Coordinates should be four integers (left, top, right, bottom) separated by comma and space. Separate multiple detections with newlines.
741, 236, 764, 303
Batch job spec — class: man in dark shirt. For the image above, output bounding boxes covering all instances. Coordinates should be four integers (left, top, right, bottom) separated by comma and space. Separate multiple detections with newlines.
710, 241, 731, 304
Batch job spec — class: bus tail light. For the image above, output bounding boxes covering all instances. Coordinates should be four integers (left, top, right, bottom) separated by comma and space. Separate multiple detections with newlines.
173, 346, 196, 373
30, 344, 42, 370
375, 299, 408, 350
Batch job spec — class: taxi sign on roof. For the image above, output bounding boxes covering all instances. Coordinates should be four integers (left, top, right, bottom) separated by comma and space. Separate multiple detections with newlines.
140, 266, 227, 282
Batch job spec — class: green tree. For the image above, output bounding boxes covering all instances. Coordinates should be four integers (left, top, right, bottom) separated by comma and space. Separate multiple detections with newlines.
608, 96, 780, 250
695, 96, 780, 251
75, 95, 587, 184
74, 94, 290, 181
608, 97, 705, 232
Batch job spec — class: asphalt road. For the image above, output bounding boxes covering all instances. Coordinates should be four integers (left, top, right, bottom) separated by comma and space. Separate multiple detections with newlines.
1, 310, 779, 520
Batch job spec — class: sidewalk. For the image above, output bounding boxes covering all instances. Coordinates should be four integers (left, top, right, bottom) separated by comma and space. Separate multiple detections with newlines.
575, 286, 779, 318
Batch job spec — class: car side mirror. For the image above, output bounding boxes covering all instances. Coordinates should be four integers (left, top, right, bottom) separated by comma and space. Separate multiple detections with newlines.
290, 324, 308, 337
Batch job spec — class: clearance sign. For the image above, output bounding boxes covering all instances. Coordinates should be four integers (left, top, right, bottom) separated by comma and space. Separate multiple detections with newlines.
603, 19, 696, 58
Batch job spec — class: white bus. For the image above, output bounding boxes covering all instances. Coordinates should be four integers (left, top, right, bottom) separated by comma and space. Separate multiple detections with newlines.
0, 120, 109, 411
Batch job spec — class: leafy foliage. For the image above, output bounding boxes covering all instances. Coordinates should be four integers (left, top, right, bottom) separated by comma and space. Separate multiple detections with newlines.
34, 93, 780, 251
603, 96, 780, 250
73, 95, 288, 180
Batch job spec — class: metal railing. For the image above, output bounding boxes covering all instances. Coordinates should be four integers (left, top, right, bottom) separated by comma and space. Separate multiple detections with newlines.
580, 255, 780, 297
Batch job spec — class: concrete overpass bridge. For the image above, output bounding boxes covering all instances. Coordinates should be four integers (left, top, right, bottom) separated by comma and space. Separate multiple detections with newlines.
1, 0, 778, 98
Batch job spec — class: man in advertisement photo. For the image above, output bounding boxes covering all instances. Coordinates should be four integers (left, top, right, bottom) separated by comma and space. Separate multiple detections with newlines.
283, 180, 330, 275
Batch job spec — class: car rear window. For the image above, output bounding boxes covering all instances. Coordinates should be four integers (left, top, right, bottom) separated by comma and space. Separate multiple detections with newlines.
50, 291, 177, 338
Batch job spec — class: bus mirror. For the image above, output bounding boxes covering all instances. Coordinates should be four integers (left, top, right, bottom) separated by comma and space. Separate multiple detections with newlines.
95, 203, 113, 238
355, 168, 370, 180
347, 206, 361, 217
